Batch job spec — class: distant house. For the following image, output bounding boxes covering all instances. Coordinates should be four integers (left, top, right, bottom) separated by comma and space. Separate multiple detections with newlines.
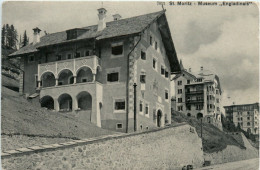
9, 8, 181, 133
224, 103, 259, 135
172, 60, 222, 130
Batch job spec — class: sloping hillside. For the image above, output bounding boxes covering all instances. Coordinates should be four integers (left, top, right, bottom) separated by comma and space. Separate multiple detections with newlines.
172, 110, 246, 153
1, 86, 115, 139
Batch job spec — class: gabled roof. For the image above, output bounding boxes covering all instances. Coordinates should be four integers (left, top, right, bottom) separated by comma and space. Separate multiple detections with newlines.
9, 10, 180, 73
9, 11, 164, 56
172, 69, 196, 80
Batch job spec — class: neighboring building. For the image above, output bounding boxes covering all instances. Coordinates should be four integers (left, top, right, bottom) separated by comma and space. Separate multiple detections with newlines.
9, 8, 181, 133
172, 60, 222, 130
224, 103, 259, 135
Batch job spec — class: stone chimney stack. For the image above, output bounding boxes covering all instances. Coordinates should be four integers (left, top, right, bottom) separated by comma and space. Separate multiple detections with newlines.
33, 27, 41, 44
189, 68, 191, 72
200, 66, 203, 71
113, 14, 122, 21
97, 8, 107, 31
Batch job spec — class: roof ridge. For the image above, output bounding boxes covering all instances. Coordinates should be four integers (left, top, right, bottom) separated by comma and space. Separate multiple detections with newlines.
41, 10, 164, 39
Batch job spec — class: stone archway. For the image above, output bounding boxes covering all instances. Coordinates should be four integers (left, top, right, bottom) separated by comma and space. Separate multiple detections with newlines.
58, 93, 72, 111
41, 72, 56, 87
77, 91, 92, 110
58, 69, 74, 85
76, 66, 93, 83
40, 95, 54, 110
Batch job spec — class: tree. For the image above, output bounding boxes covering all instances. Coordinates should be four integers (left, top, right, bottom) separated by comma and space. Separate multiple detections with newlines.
22, 30, 29, 47
9, 25, 18, 49
2, 24, 6, 48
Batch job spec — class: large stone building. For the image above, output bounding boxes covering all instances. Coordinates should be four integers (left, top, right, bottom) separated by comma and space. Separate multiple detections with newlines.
172, 61, 222, 130
224, 103, 259, 135
9, 8, 181, 133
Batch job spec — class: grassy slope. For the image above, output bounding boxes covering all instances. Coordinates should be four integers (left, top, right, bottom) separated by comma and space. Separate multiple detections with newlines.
172, 110, 246, 153
1, 85, 115, 139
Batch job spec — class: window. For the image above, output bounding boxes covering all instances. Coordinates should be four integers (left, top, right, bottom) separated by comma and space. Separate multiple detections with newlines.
67, 53, 72, 59
75, 52, 81, 58
107, 72, 119, 82
197, 78, 202, 82
178, 89, 182, 94
28, 55, 35, 62
35, 75, 38, 88
114, 99, 125, 111
155, 41, 158, 50
177, 81, 182, 86
116, 123, 123, 129
247, 117, 250, 120
216, 99, 219, 103
165, 90, 169, 100
145, 104, 149, 115
165, 70, 169, 78
153, 58, 157, 70
82, 78, 87, 83
178, 98, 182, 103
150, 36, 153, 46
56, 54, 62, 61
85, 50, 90, 56
196, 105, 203, 110
140, 101, 143, 112
187, 80, 190, 84
178, 106, 183, 111
216, 90, 219, 94
217, 107, 220, 111
140, 74, 146, 83
247, 122, 250, 126
112, 45, 123, 55
58, 81, 63, 86
187, 105, 191, 110
141, 51, 146, 60
247, 112, 250, 115
161, 66, 165, 75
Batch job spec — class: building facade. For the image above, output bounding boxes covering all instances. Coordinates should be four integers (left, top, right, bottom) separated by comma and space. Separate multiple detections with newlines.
172, 61, 222, 130
9, 8, 180, 133
224, 103, 259, 135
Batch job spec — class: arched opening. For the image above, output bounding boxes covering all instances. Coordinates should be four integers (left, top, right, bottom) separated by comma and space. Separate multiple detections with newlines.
197, 113, 203, 119
77, 91, 92, 110
76, 67, 93, 83
41, 72, 55, 87
58, 69, 73, 86
58, 93, 72, 111
96, 66, 102, 83
157, 110, 162, 127
187, 113, 191, 117
40, 96, 54, 110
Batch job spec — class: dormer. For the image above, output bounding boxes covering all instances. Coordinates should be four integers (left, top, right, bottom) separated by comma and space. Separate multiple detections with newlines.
66, 28, 88, 40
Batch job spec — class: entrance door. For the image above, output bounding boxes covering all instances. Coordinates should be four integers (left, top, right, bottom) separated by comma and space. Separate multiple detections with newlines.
157, 110, 162, 127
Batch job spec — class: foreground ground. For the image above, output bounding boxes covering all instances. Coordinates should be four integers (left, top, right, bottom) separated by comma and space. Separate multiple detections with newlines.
1, 84, 115, 151
197, 158, 259, 170
172, 110, 247, 153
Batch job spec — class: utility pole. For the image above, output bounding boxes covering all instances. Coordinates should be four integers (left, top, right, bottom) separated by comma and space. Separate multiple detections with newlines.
134, 83, 137, 132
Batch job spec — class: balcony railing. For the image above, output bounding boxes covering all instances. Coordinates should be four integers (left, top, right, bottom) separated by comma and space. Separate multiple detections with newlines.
38, 55, 101, 80
186, 99, 204, 103
185, 90, 204, 95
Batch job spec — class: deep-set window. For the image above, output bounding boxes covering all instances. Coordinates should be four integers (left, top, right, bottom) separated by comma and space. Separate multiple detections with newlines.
112, 45, 123, 55
107, 72, 119, 82
187, 80, 190, 84
28, 55, 35, 62
178, 106, 183, 111
178, 98, 182, 103
161, 66, 165, 75
117, 123, 123, 129
155, 41, 158, 50
177, 81, 182, 86
247, 122, 250, 126
115, 99, 125, 111
150, 36, 153, 46
75, 52, 81, 58
85, 50, 90, 56
140, 74, 146, 83
187, 105, 191, 110
178, 89, 182, 94
140, 101, 143, 112
165, 70, 169, 78
153, 58, 157, 70
145, 104, 149, 114
67, 53, 72, 59
56, 55, 62, 61
141, 51, 146, 60
165, 90, 169, 100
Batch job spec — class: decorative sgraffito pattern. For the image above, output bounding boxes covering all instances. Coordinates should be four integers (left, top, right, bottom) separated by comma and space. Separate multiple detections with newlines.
39, 62, 56, 79
57, 60, 74, 75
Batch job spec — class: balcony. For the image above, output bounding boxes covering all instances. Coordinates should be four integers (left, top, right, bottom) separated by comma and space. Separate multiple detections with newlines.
38, 55, 101, 81
186, 99, 204, 104
185, 90, 204, 95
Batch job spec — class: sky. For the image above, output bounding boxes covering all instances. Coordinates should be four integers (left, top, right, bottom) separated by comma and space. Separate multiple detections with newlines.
2, 1, 259, 108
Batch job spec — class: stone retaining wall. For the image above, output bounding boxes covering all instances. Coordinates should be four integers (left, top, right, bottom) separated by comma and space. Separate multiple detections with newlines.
204, 133, 259, 165
2, 124, 204, 170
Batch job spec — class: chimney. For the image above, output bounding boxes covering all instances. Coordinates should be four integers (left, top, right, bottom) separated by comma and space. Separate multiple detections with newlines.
113, 14, 122, 21
33, 27, 41, 44
200, 66, 203, 71
97, 8, 107, 31
189, 68, 191, 72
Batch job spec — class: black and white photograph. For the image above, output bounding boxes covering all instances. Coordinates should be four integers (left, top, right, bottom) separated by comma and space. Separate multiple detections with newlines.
1, 1, 259, 169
